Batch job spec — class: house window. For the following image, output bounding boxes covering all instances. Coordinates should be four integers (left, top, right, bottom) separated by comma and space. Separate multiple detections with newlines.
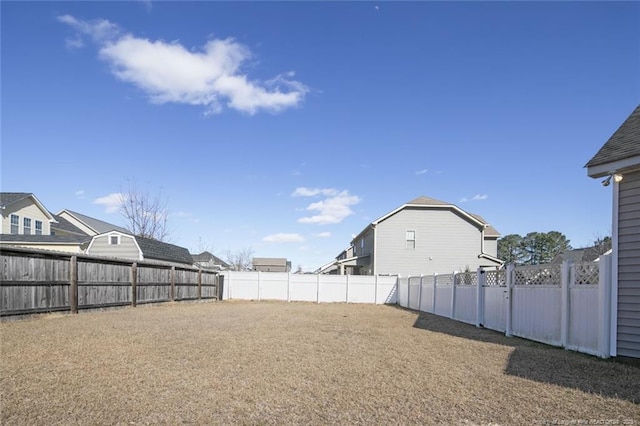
406, 230, 416, 249
109, 235, 120, 245
35, 220, 43, 235
23, 218, 32, 235
361, 238, 364, 252
10, 215, 19, 234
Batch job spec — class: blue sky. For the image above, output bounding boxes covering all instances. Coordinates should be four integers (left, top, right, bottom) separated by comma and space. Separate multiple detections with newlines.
2, 1, 639, 271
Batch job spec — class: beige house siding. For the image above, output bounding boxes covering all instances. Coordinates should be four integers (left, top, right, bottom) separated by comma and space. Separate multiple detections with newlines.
56, 211, 97, 236
375, 207, 484, 276
617, 169, 640, 358
87, 233, 141, 261
1, 198, 52, 235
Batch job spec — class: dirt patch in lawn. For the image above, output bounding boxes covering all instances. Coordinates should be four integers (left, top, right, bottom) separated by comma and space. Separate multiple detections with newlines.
1, 301, 638, 425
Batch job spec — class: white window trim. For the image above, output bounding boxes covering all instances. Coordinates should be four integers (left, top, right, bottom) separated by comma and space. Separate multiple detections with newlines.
23, 217, 32, 235
406, 230, 416, 249
108, 234, 121, 245
10, 214, 20, 234
35, 220, 43, 235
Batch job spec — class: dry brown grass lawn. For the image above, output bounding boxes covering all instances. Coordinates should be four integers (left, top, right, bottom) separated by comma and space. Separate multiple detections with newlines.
1, 301, 639, 425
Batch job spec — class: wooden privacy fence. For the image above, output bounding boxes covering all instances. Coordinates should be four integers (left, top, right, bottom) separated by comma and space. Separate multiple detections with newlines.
1, 246, 222, 317
397, 256, 613, 358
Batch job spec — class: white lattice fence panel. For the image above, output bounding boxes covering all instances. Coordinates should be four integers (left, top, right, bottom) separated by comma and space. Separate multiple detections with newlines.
436, 274, 453, 286
573, 262, 599, 285
454, 272, 477, 286
514, 265, 561, 286
485, 270, 506, 286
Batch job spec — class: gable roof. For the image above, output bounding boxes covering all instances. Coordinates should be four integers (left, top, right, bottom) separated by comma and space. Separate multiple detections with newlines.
551, 246, 609, 265
51, 215, 89, 236
191, 251, 229, 267
352, 195, 500, 242
58, 209, 129, 234
134, 235, 193, 265
0, 193, 57, 222
586, 105, 640, 177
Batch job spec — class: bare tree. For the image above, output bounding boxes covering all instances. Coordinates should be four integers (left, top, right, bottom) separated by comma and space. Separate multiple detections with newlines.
119, 181, 170, 241
223, 248, 255, 271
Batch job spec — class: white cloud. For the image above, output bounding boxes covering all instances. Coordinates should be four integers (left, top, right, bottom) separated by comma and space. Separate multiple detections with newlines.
297, 190, 361, 225
415, 169, 428, 175
93, 193, 123, 213
291, 187, 338, 197
58, 15, 308, 115
262, 233, 305, 243
75, 190, 85, 198
313, 232, 331, 238
460, 194, 488, 203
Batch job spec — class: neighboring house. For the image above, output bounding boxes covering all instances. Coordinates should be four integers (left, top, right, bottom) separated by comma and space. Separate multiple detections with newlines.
86, 231, 193, 266
586, 104, 640, 359
252, 257, 291, 272
55, 209, 129, 236
320, 196, 502, 276
0, 193, 89, 253
192, 251, 229, 271
551, 246, 611, 265
0, 192, 56, 236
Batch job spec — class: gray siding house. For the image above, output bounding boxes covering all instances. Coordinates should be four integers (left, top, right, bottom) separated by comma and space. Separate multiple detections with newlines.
586, 104, 640, 359
322, 196, 502, 276
86, 231, 193, 266
252, 257, 291, 272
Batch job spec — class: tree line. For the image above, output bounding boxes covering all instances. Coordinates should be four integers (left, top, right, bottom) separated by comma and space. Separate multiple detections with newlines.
497, 232, 611, 266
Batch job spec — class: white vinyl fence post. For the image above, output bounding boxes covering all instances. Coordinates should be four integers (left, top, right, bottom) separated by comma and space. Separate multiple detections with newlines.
346, 274, 350, 303
598, 254, 612, 358
561, 260, 571, 348
407, 276, 411, 309
374, 274, 379, 305
317, 273, 320, 303
432, 273, 437, 314
505, 265, 514, 337
476, 268, 484, 328
287, 272, 291, 302
257, 271, 262, 302
418, 275, 424, 312
451, 271, 457, 319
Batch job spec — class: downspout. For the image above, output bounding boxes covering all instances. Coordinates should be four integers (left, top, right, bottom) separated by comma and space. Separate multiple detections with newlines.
610, 179, 620, 356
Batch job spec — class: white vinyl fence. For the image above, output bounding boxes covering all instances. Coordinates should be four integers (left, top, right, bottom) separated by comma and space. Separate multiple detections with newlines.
397, 256, 613, 358
222, 271, 398, 305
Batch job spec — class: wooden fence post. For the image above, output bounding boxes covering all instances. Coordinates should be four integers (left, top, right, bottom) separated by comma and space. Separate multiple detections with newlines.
69, 255, 78, 314
197, 269, 202, 300
170, 266, 176, 302
131, 262, 137, 308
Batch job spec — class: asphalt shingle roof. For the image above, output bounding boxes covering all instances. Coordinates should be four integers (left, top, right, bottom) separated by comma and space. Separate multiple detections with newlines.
51, 215, 89, 236
586, 105, 640, 168
135, 236, 193, 265
64, 210, 129, 234
0, 193, 33, 208
0, 234, 90, 243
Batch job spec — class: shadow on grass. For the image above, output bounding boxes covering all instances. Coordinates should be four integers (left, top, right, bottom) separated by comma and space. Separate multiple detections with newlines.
400, 306, 640, 405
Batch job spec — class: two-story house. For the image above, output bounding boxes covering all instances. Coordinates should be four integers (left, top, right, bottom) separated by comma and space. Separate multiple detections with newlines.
320, 196, 502, 276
